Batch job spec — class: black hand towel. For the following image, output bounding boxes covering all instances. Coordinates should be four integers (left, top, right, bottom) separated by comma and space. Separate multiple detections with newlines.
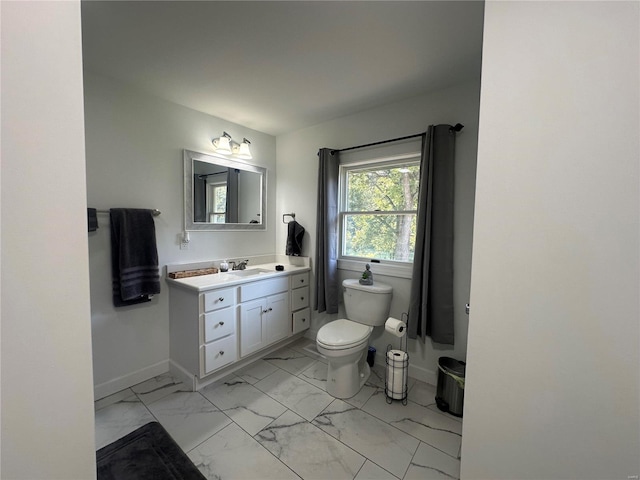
110, 208, 160, 307
286, 220, 305, 256
88, 208, 99, 232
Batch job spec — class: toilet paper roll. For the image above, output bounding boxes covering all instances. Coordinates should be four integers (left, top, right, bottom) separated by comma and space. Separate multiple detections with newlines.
386, 350, 408, 400
385, 317, 406, 338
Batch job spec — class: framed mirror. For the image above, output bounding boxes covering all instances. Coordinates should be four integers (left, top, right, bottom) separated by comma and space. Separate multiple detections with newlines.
184, 149, 266, 230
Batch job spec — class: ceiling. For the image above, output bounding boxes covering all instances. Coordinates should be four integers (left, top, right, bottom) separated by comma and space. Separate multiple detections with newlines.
81, 1, 484, 136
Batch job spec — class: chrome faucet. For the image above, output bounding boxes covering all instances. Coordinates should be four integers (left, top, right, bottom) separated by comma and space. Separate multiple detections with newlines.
233, 259, 249, 270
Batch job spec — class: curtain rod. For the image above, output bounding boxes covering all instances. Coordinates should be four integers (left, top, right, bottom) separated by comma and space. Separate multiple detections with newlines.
328, 123, 464, 155
332, 132, 423, 155
198, 172, 227, 179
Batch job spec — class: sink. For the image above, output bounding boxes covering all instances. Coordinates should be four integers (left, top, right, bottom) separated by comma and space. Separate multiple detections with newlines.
228, 268, 273, 278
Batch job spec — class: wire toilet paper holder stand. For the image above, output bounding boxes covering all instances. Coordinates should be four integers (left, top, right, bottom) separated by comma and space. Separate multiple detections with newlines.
385, 312, 409, 405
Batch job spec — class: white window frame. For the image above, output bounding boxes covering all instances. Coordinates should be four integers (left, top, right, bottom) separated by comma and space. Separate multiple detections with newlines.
207, 181, 227, 223
337, 151, 421, 279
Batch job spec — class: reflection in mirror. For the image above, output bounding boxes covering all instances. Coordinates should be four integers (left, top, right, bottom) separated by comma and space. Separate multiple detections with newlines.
184, 150, 266, 230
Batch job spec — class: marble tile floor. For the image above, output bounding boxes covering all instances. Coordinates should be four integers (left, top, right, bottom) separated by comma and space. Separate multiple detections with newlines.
95, 338, 463, 480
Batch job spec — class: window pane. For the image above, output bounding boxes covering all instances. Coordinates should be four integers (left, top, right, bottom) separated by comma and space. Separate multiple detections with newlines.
346, 164, 420, 212
343, 213, 416, 262
214, 186, 227, 212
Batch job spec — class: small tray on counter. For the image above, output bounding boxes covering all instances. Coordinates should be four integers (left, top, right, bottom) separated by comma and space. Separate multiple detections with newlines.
168, 267, 219, 279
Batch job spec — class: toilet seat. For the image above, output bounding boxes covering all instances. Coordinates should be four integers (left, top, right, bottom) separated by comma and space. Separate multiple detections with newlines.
316, 319, 372, 351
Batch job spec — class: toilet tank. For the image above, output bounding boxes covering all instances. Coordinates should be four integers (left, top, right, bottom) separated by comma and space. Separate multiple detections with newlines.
342, 279, 392, 327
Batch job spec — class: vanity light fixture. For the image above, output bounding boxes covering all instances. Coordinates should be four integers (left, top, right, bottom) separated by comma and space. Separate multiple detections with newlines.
212, 132, 232, 155
232, 138, 252, 160
212, 132, 252, 160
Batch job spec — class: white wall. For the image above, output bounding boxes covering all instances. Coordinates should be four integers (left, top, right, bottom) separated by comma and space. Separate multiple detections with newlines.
83, 72, 277, 397
462, 2, 639, 479
1, 2, 96, 478
276, 81, 480, 382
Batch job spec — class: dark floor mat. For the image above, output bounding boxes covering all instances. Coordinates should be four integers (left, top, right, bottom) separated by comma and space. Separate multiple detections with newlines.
96, 422, 205, 480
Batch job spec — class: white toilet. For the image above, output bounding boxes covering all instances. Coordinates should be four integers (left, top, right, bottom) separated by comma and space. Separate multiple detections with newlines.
316, 279, 392, 398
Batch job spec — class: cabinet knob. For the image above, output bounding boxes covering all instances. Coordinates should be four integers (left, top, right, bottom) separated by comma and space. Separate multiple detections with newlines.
263, 309, 269, 314
218, 321, 224, 326
301, 297, 305, 301
268, 307, 273, 312
218, 297, 224, 302
300, 279, 304, 283
219, 350, 224, 356
302, 318, 306, 322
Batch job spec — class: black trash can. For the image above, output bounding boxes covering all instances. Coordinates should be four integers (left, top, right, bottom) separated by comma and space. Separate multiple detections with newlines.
366, 346, 376, 367
435, 357, 466, 417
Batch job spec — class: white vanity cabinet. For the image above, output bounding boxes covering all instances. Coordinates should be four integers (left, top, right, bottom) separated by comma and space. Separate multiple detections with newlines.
239, 277, 289, 357
167, 262, 311, 389
291, 272, 310, 334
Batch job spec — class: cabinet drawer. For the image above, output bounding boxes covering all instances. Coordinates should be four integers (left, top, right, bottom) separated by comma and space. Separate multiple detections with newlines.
240, 277, 288, 302
292, 307, 310, 334
203, 287, 236, 312
291, 272, 309, 289
291, 286, 309, 311
203, 307, 236, 343
203, 335, 237, 374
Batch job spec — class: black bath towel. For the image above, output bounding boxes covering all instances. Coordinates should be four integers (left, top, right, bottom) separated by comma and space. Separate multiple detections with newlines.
110, 208, 160, 307
286, 220, 305, 256
88, 208, 99, 232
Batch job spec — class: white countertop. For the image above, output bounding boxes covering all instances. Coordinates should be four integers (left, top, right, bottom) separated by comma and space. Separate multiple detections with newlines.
165, 262, 311, 292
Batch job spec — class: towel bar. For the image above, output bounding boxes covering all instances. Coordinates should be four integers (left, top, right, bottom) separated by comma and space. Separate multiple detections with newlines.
96, 208, 161, 216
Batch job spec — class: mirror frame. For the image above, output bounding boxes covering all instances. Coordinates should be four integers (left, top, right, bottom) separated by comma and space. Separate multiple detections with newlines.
183, 149, 267, 231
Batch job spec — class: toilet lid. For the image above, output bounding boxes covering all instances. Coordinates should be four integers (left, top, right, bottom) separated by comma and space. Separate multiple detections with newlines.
342, 278, 392, 294
317, 319, 372, 348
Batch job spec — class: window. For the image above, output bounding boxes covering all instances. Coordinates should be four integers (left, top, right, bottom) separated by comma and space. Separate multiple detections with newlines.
207, 182, 227, 223
339, 155, 420, 265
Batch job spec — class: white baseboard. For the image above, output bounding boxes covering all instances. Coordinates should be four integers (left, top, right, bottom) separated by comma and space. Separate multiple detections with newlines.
94, 360, 169, 400
407, 362, 438, 387
169, 360, 196, 391
95, 334, 308, 400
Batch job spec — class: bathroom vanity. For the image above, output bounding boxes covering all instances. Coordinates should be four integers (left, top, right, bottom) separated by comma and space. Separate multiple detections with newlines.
166, 259, 310, 390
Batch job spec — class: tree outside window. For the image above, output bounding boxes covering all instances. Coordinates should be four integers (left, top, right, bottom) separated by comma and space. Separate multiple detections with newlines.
341, 159, 419, 263
208, 183, 227, 223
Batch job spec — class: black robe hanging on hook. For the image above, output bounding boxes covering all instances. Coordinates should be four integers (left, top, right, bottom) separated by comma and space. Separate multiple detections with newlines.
286, 220, 305, 256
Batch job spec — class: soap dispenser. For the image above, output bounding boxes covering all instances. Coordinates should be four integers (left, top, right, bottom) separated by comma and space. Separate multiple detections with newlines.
220, 260, 229, 272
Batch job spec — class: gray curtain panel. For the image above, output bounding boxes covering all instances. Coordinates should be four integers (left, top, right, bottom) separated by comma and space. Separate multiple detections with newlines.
193, 175, 207, 222
314, 148, 340, 314
225, 168, 239, 223
408, 125, 456, 344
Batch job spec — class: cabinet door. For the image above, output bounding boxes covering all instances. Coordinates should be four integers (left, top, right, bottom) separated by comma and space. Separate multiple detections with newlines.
239, 298, 266, 357
265, 292, 290, 345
